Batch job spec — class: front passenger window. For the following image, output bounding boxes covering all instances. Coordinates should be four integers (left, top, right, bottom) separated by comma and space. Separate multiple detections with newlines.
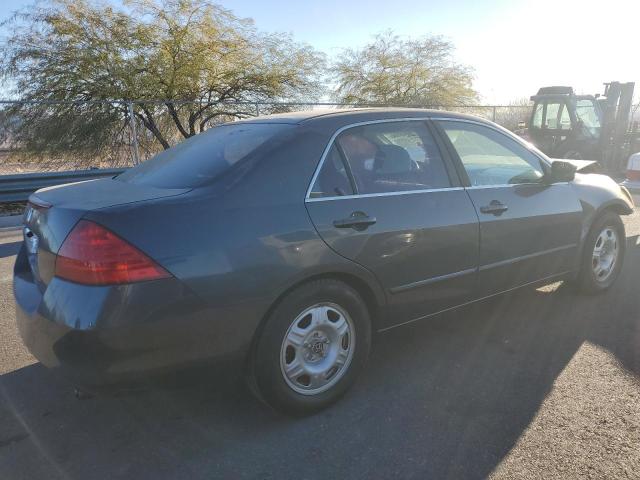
437, 121, 545, 186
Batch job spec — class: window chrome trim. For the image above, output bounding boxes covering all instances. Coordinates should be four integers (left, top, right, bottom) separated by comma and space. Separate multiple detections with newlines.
306, 186, 464, 202
304, 117, 453, 201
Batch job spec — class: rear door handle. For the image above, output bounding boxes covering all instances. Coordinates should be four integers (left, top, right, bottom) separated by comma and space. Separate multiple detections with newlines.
333, 212, 377, 231
480, 200, 508, 215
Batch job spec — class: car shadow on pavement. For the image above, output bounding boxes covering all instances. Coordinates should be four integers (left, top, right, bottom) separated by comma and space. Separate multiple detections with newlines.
1, 235, 639, 480
0, 241, 21, 259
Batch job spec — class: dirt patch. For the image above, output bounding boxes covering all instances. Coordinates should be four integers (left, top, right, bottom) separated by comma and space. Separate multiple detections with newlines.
0, 203, 25, 217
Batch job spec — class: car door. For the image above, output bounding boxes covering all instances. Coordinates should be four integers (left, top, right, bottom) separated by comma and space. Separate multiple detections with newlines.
433, 119, 583, 297
305, 119, 480, 327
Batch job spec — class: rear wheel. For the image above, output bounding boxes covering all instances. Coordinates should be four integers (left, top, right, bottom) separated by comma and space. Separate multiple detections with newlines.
250, 279, 371, 415
576, 211, 625, 294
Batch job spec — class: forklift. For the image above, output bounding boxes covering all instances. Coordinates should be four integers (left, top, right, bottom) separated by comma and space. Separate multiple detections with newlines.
526, 82, 639, 173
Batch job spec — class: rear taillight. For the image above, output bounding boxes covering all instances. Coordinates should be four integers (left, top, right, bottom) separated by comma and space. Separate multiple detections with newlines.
55, 220, 171, 285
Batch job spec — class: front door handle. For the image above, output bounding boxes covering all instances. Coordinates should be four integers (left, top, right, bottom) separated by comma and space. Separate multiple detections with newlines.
333, 211, 377, 231
480, 200, 508, 215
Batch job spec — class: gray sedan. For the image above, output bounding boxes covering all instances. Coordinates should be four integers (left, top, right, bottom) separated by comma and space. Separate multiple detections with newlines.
14, 109, 634, 414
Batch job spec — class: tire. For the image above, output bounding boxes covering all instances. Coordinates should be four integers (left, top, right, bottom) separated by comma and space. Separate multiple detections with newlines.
249, 279, 371, 415
575, 211, 625, 294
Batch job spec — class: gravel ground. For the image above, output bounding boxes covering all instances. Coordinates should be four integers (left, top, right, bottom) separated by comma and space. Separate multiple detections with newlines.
0, 203, 639, 480
0, 203, 25, 217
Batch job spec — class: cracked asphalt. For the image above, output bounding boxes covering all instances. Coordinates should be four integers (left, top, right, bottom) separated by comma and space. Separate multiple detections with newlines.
0, 200, 639, 480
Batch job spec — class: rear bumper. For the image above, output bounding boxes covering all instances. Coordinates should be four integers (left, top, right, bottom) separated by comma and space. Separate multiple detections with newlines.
14, 246, 263, 386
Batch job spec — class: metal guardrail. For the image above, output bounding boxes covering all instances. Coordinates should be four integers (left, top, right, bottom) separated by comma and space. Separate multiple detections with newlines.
0, 168, 127, 203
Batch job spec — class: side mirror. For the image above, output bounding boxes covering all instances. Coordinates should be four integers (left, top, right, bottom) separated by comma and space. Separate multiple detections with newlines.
547, 160, 577, 183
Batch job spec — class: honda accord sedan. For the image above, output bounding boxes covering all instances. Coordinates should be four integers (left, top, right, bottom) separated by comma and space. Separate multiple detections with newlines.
14, 109, 634, 414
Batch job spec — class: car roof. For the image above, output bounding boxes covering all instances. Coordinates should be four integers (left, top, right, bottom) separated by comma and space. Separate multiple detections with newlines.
233, 108, 493, 127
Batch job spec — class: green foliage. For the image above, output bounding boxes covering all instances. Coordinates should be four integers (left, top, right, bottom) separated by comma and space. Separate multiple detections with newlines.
0, 3, 483, 168
0, 0, 326, 164
333, 31, 478, 107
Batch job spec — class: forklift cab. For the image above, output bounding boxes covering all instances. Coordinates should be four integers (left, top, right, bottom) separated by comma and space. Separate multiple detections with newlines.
529, 86, 603, 159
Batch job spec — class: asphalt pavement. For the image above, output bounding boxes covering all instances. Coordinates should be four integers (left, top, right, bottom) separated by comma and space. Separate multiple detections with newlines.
0, 207, 639, 480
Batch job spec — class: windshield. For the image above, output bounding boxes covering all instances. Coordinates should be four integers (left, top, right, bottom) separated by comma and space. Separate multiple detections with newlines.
117, 123, 295, 189
574, 99, 602, 138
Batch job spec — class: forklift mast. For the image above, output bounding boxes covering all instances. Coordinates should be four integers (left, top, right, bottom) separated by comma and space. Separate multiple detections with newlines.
598, 82, 636, 172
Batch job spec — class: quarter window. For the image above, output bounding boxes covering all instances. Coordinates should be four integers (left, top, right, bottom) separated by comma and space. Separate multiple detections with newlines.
437, 121, 545, 186
309, 144, 355, 198
310, 121, 451, 197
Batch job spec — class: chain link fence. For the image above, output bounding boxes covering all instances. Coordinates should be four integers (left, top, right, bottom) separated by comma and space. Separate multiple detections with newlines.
0, 100, 538, 174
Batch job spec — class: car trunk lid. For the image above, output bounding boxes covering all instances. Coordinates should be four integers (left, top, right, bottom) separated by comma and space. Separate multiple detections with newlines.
22, 177, 188, 287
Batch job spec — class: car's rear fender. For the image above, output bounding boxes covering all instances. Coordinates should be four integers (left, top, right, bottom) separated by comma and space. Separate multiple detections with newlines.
14, 248, 264, 380
85, 190, 386, 309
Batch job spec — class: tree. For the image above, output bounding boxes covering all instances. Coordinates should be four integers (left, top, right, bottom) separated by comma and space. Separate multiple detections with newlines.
333, 31, 477, 107
493, 98, 533, 131
0, 0, 326, 166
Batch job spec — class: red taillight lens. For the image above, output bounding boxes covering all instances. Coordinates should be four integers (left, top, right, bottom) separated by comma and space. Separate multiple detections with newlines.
55, 220, 171, 285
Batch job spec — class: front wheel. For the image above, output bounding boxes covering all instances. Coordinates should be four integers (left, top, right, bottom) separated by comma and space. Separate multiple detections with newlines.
250, 279, 371, 415
576, 211, 625, 294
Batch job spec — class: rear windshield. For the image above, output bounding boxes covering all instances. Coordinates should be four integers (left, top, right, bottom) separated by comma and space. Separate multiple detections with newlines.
117, 123, 295, 188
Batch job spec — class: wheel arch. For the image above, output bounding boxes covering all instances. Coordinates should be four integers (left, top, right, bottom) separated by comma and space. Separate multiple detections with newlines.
244, 270, 385, 374
583, 200, 631, 238
599, 201, 633, 217
268, 271, 383, 330
576, 201, 629, 272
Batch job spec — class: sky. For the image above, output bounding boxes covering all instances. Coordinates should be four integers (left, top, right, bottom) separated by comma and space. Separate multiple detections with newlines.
1, 0, 639, 103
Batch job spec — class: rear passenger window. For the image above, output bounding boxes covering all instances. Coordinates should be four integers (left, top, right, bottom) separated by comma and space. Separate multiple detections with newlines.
310, 121, 451, 197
